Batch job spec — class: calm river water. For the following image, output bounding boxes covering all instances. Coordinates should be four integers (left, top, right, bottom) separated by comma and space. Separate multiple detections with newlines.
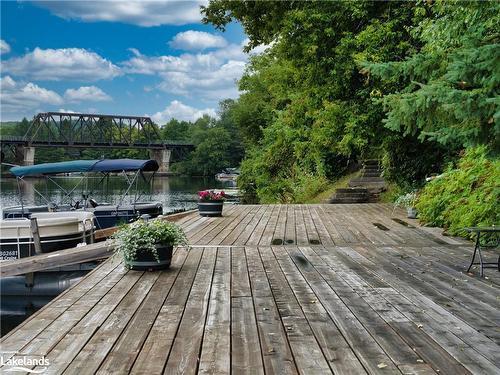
0, 175, 234, 214
0, 175, 235, 336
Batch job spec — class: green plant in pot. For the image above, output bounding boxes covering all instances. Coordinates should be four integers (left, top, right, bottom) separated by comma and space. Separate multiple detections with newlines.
111, 219, 188, 271
394, 191, 418, 219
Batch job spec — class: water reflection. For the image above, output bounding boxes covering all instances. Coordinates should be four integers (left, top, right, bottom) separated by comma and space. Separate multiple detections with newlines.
0, 175, 235, 213
1, 296, 53, 336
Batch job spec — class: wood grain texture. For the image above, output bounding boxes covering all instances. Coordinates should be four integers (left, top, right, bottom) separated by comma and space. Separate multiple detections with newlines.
2, 204, 499, 374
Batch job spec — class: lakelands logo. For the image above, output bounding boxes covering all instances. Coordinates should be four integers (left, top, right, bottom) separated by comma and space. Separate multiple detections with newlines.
0, 352, 49, 373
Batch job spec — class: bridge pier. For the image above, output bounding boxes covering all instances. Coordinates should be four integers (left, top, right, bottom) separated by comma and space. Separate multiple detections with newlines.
149, 148, 171, 173
15, 146, 35, 166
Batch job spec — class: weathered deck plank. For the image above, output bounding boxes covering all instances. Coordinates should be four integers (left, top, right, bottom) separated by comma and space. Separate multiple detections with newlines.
163, 247, 217, 375
0, 242, 110, 278
129, 248, 204, 374
230, 247, 264, 374
95, 247, 190, 374
2, 204, 499, 374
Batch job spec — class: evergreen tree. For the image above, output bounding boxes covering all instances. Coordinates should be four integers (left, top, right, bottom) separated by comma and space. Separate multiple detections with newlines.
364, 1, 500, 151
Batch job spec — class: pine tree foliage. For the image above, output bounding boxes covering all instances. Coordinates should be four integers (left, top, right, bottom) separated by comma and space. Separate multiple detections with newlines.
365, 1, 500, 150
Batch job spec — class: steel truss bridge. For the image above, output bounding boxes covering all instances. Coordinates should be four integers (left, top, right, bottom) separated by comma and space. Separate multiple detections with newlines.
0, 112, 194, 170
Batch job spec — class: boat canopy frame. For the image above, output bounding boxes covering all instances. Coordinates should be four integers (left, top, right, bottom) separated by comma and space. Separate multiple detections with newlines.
10, 159, 159, 212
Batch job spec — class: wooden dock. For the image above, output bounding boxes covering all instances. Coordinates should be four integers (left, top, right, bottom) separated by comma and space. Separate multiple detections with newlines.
1, 204, 499, 374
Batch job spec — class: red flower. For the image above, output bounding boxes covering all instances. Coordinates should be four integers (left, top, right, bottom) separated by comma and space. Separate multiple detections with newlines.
198, 190, 227, 201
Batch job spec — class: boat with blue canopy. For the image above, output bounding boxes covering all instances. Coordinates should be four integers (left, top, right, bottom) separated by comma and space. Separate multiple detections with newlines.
9, 158, 159, 176
3, 159, 163, 230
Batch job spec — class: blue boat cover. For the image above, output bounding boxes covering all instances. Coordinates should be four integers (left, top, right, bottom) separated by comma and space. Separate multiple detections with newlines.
91, 159, 159, 172
10, 160, 99, 177
10, 159, 159, 177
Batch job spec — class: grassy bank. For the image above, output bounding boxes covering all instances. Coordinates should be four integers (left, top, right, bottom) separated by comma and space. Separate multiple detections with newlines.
303, 171, 360, 204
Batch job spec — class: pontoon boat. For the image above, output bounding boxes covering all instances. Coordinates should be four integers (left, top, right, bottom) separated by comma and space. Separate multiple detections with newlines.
3, 159, 163, 229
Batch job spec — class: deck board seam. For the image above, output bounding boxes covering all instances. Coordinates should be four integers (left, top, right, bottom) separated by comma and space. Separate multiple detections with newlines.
96, 247, 191, 374
329, 244, 500, 372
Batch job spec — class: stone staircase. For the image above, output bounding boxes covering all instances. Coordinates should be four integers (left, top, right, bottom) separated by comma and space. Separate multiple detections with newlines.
329, 160, 386, 204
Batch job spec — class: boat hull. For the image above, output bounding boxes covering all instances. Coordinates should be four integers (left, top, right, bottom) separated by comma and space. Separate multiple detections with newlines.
3, 202, 163, 230
0, 211, 95, 260
0, 230, 93, 260
92, 202, 163, 229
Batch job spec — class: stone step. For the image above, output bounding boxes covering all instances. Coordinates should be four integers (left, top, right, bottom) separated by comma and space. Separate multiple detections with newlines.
349, 177, 386, 185
330, 196, 369, 204
363, 160, 380, 166
365, 186, 386, 194
329, 161, 385, 204
334, 193, 369, 199
335, 188, 369, 194
349, 184, 386, 191
361, 173, 382, 178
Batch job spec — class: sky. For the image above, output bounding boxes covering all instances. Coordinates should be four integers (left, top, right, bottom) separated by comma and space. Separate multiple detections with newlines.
0, 1, 261, 124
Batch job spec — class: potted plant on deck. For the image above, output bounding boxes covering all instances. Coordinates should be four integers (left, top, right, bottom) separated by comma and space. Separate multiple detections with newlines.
394, 191, 418, 219
198, 190, 227, 217
111, 219, 188, 271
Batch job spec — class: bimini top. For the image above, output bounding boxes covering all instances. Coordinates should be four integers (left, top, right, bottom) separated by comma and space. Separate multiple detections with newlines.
10, 159, 159, 177
91, 159, 159, 173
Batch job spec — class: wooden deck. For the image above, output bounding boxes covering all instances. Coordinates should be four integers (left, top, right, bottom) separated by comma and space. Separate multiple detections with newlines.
1, 204, 499, 374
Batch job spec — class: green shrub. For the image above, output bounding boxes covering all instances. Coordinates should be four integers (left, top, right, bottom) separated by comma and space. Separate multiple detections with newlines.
237, 151, 330, 204
382, 134, 456, 190
416, 147, 500, 239
291, 172, 330, 203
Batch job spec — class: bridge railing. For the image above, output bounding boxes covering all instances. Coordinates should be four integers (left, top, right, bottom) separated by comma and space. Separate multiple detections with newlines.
0, 135, 25, 142
1, 135, 194, 148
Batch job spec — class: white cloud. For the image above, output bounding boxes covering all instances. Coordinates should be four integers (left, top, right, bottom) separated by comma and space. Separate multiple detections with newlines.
2, 48, 121, 81
157, 60, 244, 99
1, 75, 16, 90
150, 100, 216, 124
0, 39, 11, 54
35, 1, 207, 27
0, 76, 63, 116
122, 38, 263, 102
64, 86, 112, 102
169, 30, 227, 51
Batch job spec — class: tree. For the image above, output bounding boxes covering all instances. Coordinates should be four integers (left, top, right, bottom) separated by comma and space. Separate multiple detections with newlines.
364, 1, 500, 151
217, 99, 245, 166
203, 1, 424, 201
161, 119, 191, 141
180, 127, 233, 176
169, 102, 245, 176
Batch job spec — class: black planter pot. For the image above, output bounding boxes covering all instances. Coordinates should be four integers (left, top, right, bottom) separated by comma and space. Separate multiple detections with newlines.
126, 244, 173, 271
198, 200, 224, 217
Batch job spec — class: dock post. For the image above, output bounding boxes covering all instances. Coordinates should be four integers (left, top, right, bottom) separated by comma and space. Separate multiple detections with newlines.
26, 218, 42, 288
25, 272, 35, 288
30, 217, 42, 255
